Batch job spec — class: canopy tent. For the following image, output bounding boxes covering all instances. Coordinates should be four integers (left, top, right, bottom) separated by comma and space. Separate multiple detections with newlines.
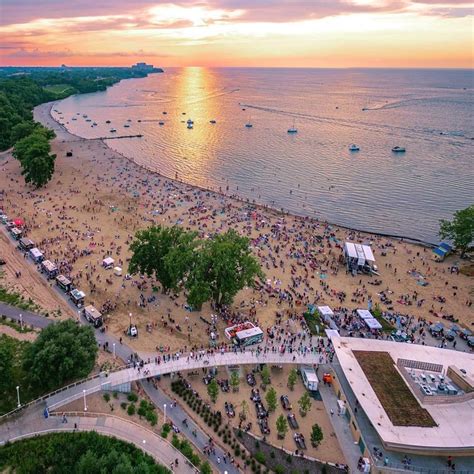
317, 306, 334, 317
114, 266, 122, 276
432, 247, 447, 257
344, 242, 375, 263
364, 317, 382, 330
13, 218, 24, 227
357, 309, 374, 320
102, 257, 115, 268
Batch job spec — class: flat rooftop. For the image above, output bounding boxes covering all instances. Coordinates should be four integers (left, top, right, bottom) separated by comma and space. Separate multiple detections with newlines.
329, 334, 474, 453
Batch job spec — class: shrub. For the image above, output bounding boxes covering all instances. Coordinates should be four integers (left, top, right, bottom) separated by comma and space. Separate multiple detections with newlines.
113, 391, 118, 399
103, 393, 110, 402
127, 403, 135, 416
200, 461, 212, 474
255, 451, 266, 465
171, 434, 180, 448
286, 454, 292, 464
275, 466, 285, 474
137, 406, 147, 417
146, 411, 158, 426
127, 392, 138, 402
120, 402, 128, 410
270, 451, 275, 459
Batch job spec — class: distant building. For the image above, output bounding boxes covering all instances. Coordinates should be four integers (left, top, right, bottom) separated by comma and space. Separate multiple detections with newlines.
131, 62, 154, 72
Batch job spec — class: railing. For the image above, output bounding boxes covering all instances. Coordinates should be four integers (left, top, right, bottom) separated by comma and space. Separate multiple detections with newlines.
373, 459, 473, 474
0, 364, 130, 422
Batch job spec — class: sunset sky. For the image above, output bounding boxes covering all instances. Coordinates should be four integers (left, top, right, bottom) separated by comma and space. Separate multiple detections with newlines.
1, 0, 473, 68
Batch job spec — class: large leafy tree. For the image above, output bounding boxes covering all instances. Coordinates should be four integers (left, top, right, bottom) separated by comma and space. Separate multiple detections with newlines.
23, 320, 97, 391
276, 414, 288, 439
13, 127, 56, 188
265, 387, 277, 413
0, 336, 14, 393
310, 423, 324, 447
298, 391, 312, 417
128, 226, 198, 293
186, 229, 263, 309
439, 205, 474, 257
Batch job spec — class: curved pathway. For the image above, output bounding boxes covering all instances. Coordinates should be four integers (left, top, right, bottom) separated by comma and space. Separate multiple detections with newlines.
0, 407, 195, 473
46, 350, 320, 410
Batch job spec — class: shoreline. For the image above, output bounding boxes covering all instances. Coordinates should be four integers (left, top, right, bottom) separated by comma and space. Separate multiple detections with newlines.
46, 100, 437, 248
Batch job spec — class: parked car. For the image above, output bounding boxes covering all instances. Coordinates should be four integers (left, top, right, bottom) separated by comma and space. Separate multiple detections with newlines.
445, 330, 457, 341
460, 328, 472, 340
280, 395, 292, 410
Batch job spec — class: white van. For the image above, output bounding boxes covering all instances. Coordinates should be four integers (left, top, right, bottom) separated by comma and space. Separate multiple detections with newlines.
300, 366, 318, 392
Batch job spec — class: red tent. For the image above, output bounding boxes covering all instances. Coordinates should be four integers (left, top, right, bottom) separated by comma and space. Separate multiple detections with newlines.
13, 219, 24, 227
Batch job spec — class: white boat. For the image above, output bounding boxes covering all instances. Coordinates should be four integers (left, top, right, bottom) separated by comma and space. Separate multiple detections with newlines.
287, 118, 297, 134
392, 146, 406, 153
110, 128, 117, 133
187, 123, 193, 129
349, 144, 360, 151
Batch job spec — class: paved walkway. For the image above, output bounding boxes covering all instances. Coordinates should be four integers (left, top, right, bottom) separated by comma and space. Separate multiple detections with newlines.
45, 350, 320, 410
0, 406, 194, 473
317, 364, 361, 473
0, 302, 52, 329
142, 380, 239, 474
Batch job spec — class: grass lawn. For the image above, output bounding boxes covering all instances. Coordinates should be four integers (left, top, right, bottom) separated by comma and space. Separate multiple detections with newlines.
372, 305, 394, 332
43, 84, 76, 97
353, 351, 436, 427
303, 311, 325, 335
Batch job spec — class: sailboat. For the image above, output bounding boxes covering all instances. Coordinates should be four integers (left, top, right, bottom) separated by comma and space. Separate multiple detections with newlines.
287, 118, 297, 134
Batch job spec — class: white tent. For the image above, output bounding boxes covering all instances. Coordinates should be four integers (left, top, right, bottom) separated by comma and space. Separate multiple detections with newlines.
102, 257, 115, 268
364, 318, 382, 330
114, 266, 122, 276
344, 242, 375, 267
317, 306, 334, 317
357, 309, 373, 320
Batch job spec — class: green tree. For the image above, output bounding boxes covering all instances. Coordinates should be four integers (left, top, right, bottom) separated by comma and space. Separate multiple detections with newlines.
298, 391, 312, 417
0, 337, 13, 393
260, 365, 271, 386
186, 229, 263, 309
439, 205, 474, 257
276, 414, 288, 439
310, 423, 324, 447
200, 461, 212, 474
240, 399, 248, 420
129, 225, 198, 293
13, 128, 56, 188
207, 378, 219, 403
23, 320, 97, 391
230, 371, 240, 392
265, 387, 277, 413
287, 368, 298, 391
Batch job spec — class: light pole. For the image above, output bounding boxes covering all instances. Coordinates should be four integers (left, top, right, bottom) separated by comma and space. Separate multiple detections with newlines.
19, 314, 23, 331
83, 389, 87, 411
16, 386, 20, 408
113, 343, 116, 358
163, 403, 167, 425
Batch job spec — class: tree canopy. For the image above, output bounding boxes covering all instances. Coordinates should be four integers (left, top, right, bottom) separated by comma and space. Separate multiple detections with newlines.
0, 431, 169, 473
23, 320, 97, 391
129, 226, 198, 292
186, 229, 263, 309
129, 226, 263, 309
439, 205, 474, 256
13, 126, 57, 188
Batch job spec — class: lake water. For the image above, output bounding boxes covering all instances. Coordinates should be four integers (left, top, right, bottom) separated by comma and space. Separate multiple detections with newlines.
52, 68, 474, 243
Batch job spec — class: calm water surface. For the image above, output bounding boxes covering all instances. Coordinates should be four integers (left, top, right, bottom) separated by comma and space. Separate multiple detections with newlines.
52, 68, 474, 243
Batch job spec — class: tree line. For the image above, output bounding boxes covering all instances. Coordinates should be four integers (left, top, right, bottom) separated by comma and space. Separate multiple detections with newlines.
129, 226, 264, 310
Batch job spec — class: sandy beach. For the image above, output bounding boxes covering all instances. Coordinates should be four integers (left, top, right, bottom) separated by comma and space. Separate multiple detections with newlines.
0, 100, 471, 343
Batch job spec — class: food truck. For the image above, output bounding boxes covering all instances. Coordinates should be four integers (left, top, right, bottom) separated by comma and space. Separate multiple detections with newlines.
18, 238, 34, 251
29, 247, 44, 263
41, 260, 59, 279
300, 366, 319, 392
83, 305, 103, 328
56, 275, 72, 293
9, 227, 22, 240
70, 288, 86, 308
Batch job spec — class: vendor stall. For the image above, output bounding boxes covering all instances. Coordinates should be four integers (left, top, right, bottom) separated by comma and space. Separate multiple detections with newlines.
113, 266, 122, 276
41, 260, 59, 279
102, 257, 115, 269
10, 227, 22, 240
317, 305, 338, 329
18, 238, 34, 251
70, 288, 86, 308
364, 317, 382, 330
56, 275, 72, 292
356, 309, 374, 320
83, 305, 103, 328
29, 247, 44, 263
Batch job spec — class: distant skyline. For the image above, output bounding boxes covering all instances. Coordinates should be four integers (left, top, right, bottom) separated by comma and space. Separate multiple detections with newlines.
1, 1, 473, 68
